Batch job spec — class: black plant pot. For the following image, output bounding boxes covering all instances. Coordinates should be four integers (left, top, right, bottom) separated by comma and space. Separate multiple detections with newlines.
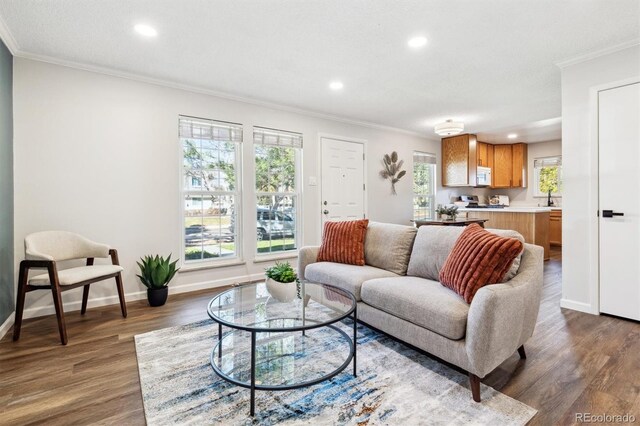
147, 287, 169, 307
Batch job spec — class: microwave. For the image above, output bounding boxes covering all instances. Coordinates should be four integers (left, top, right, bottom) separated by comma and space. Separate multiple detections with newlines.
476, 166, 491, 187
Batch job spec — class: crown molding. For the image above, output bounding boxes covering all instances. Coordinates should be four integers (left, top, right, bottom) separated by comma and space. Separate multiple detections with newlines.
0, 13, 18, 54
14, 50, 429, 139
555, 38, 640, 69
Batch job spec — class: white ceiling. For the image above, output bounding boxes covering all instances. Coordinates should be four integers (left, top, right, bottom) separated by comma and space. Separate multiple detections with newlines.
0, 0, 638, 142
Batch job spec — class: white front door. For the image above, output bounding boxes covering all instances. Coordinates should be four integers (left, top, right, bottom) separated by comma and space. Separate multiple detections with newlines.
598, 82, 640, 320
321, 137, 365, 227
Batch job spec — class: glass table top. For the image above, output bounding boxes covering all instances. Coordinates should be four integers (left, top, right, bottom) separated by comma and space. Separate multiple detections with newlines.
207, 281, 356, 332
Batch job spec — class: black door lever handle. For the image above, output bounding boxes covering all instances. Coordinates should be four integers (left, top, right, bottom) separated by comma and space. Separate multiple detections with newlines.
602, 210, 624, 218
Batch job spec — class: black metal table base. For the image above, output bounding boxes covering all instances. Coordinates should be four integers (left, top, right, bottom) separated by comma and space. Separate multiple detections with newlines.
210, 316, 357, 417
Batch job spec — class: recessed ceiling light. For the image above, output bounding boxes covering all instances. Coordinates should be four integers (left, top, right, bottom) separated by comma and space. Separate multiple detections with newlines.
329, 81, 344, 91
508, 133, 518, 139
134, 24, 158, 38
408, 36, 428, 48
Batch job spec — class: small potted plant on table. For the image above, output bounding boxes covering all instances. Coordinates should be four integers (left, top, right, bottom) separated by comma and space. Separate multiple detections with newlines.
436, 205, 459, 221
137, 255, 180, 307
265, 261, 299, 303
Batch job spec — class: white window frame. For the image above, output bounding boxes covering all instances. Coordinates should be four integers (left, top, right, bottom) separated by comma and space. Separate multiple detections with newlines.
533, 155, 562, 198
412, 151, 437, 220
179, 115, 243, 268
253, 127, 302, 258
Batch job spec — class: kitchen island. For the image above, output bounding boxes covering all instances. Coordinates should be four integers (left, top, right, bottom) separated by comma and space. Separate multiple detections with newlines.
459, 207, 550, 260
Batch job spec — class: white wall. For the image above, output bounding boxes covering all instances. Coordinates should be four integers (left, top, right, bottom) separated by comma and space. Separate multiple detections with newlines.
560, 44, 640, 313
13, 58, 438, 317
436, 139, 562, 207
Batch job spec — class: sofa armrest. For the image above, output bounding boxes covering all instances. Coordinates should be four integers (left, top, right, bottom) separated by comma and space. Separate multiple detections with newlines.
297, 246, 321, 281
465, 244, 544, 377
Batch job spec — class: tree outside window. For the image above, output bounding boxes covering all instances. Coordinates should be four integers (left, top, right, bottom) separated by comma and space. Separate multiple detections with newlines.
534, 156, 562, 197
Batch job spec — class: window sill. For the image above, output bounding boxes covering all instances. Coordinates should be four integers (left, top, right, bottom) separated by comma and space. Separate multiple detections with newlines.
533, 195, 562, 198
253, 252, 299, 264
179, 259, 246, 272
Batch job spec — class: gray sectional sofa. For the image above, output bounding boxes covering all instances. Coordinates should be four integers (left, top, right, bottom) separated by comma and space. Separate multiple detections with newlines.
298, 222, 544, 402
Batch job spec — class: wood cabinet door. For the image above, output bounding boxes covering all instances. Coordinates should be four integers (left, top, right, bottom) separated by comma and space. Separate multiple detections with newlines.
442, 135, 469, 186
512, 143, 528, 188
549, 210, 562, 246
477, 142, 488, 167
487, 144, 494, 187
493, 144, 512, 187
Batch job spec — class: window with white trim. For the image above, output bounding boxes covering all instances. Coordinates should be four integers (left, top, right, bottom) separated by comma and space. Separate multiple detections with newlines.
180, 116, 243, 263
413, 152, 437, 220
534, 156, 562, 197
253, 127, 302, 255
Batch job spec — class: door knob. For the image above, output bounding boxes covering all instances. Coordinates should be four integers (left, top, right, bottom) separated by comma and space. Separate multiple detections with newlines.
323, 201, 328, 205
602, 210, 624, 218
323, 210, 329, 215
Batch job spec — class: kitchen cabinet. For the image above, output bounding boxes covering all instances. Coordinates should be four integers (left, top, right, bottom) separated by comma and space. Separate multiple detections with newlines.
487, 144, 494, 186
442, 134, 477, 187
512, 143, 528, 188
441, 137, 527, 188
477, 142, 490, 167
549, 209, 562, 246
493, 144, 513, 188
491, 143, 528, 188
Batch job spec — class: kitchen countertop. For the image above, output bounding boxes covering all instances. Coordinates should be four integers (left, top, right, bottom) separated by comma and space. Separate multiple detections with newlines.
459, 207, 553, 213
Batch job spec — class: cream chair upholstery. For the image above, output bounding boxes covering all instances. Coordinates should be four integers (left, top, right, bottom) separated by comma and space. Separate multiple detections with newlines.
14, 231, 127, 345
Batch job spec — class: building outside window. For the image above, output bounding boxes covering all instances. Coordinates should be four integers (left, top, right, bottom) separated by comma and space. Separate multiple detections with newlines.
253, 127, 302, 255
413, 151, 437, 220
534, 156, 562, 197
180, 116, 243, 263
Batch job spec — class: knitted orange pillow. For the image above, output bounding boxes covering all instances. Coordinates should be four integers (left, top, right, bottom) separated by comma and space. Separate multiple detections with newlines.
317, 219, 369, 266
439, 224, 523, 303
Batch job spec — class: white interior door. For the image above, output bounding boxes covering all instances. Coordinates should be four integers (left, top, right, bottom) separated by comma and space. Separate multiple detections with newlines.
599, 82, 640, 320
321, 137, 365, 226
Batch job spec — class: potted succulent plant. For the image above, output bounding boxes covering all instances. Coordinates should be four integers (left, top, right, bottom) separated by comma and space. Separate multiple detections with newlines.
137, 254, 180, 307
265, 261, 299, 303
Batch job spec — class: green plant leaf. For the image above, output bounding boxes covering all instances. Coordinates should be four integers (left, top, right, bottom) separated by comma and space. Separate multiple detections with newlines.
391, 151, 398, 163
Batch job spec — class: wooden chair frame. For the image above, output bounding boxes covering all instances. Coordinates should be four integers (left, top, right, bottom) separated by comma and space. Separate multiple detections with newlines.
13, 249, 127, 345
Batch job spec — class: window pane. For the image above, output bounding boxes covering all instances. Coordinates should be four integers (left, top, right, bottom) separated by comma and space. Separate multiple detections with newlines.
256, 195, 297, 254
184, 194, 236, 261
182, 139, 236, 192
255, 145, 296, 193
538, 166, 561, 194
412, 153, 436, 220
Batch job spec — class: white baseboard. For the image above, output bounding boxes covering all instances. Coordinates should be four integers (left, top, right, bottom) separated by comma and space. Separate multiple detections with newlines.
560, 298, 597, 315
0, 312, 15, 340
21, 272, 266, 320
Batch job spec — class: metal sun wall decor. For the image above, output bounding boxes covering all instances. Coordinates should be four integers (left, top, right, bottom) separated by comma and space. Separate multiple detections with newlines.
379, 151, 406, 195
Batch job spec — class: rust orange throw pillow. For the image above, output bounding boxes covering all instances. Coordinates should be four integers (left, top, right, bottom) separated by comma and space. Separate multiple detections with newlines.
317, 219, 369, 266
439, 224, 523, 303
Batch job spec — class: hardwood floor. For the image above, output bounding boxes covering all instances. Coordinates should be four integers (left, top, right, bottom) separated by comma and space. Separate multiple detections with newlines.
1, 247, 638, 425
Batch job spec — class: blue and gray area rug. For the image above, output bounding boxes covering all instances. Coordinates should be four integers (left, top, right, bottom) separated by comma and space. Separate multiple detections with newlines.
135, 320, 536, 425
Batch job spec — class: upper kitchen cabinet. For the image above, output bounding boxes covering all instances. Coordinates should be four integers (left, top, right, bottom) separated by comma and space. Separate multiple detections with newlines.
442, 134, 478, 187
493, 144, 513, 188
491, 143, 528, 188
477, 142, 490, 167
511, 143, 528, 188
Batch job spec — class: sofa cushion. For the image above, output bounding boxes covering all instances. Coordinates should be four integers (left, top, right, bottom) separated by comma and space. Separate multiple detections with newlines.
439, 224, 524, 303
317, 219, 369, 266
361, 276, 469, 340
364, 222, 417, 275
304, 262, 398, 301
407, 225, 525, 282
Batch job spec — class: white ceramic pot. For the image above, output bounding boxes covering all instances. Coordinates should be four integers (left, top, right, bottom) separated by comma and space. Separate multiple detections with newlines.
265, 278, 297, 303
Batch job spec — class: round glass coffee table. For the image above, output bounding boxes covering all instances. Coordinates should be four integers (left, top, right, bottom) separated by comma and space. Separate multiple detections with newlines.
207, 281, 357, 416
